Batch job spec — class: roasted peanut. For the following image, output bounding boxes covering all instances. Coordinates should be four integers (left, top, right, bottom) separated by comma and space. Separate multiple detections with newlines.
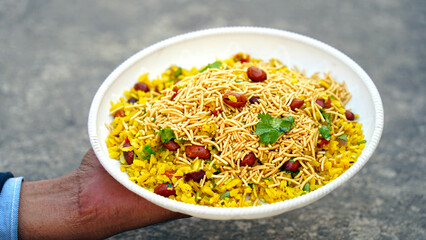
290, 99, 304, 111
240, 152, 258, 166
249, 96, 260, 104
282, 159, 300, 172
316, 99, 326, 108
223, 92, 247, 108
127, 97, 137, 104
184, 170, 206, 182
154, 183, 176, 197
134, 82, 149, 92
185, 145, 211, 159
123, 142, 134, 164
345, 110, 355, 120
162, 139, 180, 151
247, 66, 267, 82
114, 109, 125, 118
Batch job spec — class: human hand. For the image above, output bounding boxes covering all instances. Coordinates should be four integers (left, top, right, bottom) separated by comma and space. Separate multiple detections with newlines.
18, 149, 187, 240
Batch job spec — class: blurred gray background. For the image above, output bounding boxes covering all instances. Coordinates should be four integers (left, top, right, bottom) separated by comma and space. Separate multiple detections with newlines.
1, 0, 425, 239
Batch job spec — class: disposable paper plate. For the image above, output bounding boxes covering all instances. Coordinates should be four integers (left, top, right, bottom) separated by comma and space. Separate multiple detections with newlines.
88, 27, 384, 220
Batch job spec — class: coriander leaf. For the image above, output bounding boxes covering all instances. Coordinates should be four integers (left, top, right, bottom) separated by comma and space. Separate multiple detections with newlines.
279, 116, 295, 132
200, 61, 222, 72
158, 128, 175, 143
208, 61, 222, 69
259, 129, 281, 145
200, 66, 208, 72
270, 118, 282, 129
320, 109, 331, 125
255, 113, 295, 145
143, 145, 155, 155
254, 122, 272, 136
357, 140, 367, 145
173, 67, 182, 78
258, 113, 272, 124
319, 126, 331, 141
140, 144, 155, 160
220, 191, 230, 200
303, 182, 311, 192
337, 134, 348, 141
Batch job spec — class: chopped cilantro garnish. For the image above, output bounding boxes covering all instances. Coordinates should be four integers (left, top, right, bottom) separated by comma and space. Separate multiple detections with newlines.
319, 126, 331, 141
224, 178, 232, 185
357, 140, 367, 145
158, 128, 175, 143
140, 144, 155, 160
337, 134, 348, 141
303, 182, 311, 192
254, 113, 295, 145
173, 67, 182, 78
167, 183, 173, 188
152, 117, 156, 123
200, 61, 222, 72
320, 109, 331, 125
220, 191, 230, 200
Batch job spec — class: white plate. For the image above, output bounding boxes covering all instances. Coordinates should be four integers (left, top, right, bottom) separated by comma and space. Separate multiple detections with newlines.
88, 26, 384, 220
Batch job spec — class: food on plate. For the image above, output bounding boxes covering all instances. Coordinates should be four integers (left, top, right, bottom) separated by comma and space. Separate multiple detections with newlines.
105, 53, 366, 207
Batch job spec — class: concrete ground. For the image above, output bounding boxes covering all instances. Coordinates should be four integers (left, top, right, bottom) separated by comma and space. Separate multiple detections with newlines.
1, 0, 425, 239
